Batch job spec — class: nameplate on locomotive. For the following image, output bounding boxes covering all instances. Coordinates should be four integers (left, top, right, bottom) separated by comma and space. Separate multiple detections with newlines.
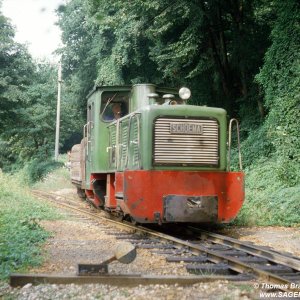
170, 123, 203, 135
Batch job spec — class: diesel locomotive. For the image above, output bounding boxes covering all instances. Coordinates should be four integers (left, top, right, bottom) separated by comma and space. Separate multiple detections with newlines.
70, 84, 244, 224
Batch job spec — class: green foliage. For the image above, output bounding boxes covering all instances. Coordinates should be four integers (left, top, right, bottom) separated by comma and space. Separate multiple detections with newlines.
254, 0, 300, 186
0, 171, 61, 279
0, 8, 83, 172
0, 216, 49, 279
0, 12, 35, 130
56, 0, 102, 113
33, 164, 74, 191
235, 160, 300, 226
239, 125, 274, 167
1, 62, 83, 168
59, 0, 274, 121
57, 0, 277, 119
23, 159, 64, 185
234, 0, 300, 225
55, 0, 276, 121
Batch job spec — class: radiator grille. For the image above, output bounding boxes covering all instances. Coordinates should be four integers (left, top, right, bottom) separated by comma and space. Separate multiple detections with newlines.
154, 118, 219, 166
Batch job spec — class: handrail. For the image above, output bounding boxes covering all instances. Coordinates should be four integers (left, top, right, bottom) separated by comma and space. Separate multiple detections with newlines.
125, 113, 141, 169
136, 114, 141, 169
83, 123, 88, 157
83, 123, 88, 140
84, 121, 93, 161
125, 115, 133, 168
228, 118, 243, 171
115, 119, 120, 171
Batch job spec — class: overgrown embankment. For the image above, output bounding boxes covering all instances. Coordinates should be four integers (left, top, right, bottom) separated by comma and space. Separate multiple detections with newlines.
234, 1, 300, 227
0, 171, 62, 279
235, 160, 300, 226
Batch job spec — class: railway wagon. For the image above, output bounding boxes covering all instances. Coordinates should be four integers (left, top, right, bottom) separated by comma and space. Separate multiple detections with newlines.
70, 84, 244, 224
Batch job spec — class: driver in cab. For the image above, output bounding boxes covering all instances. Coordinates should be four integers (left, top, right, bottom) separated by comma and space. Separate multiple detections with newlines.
103, 102, 123, 121
112, 103, 122, 120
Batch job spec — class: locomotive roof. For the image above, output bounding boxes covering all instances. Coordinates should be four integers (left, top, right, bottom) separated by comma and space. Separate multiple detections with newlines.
86, 85, 132, 99
86, 84, 178, 99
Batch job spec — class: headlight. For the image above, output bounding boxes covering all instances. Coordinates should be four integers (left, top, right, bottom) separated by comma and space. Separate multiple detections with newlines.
179, 87, 191, 100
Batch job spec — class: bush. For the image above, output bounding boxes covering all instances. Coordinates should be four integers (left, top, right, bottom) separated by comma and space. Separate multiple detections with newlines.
32, 165, 74, 191
23, 158, 64, 184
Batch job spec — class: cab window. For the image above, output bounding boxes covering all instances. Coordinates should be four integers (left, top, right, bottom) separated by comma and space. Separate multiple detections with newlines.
100, 91, 129, 122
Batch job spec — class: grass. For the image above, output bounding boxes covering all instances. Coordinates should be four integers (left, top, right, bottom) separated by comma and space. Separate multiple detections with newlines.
234, 159, 300, 226
0, 170, 62, 280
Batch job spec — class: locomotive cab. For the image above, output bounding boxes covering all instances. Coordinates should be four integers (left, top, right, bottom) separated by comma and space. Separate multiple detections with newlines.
70, 84, 244, 224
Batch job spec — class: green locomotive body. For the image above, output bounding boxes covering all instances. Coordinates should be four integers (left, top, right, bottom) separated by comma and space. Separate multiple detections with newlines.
70, 84, 244, 224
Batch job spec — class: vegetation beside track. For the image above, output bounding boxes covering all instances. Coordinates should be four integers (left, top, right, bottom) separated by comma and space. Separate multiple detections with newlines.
235, 160, 300, 226
0, 171, 62, 280
22, 158, 64, 185
32, 155, 74, 191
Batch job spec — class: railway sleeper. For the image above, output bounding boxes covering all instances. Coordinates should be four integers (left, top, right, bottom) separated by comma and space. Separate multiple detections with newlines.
166, 256, 208, 263
136, 243, 175, 249
202, 244, 232, 251
213, 250, 248, 257
115, 236, 147, 240
255, 265, 295, 274
237, 256, 269, 264
106, 232, 138, 236
282, 274, 300, 282
112, 235, 141, 239
102, 231, 130, 236
150, 249, 187, 255
186, 263, 234, 275
127, 239, 162, 245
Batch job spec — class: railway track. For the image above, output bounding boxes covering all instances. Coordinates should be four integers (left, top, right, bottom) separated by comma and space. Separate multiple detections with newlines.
10, 189, 300, 293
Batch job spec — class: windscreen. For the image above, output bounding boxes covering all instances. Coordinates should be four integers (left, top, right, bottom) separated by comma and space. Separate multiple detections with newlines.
100, 91, 130, 122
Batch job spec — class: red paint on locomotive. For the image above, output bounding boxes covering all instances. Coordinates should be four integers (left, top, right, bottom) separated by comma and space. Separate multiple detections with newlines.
111, 170, 244, 223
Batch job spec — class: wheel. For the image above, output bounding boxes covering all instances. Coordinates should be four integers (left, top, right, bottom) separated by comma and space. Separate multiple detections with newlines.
104, 210, 124, 222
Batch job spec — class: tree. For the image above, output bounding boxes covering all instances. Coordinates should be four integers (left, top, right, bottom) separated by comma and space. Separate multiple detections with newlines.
0, 12, 35, 130
58, 0, 273, 117
1, 62, 83, 165
0, 8, 82, 170
56, 0, 100, 114
0, 10, 36, 169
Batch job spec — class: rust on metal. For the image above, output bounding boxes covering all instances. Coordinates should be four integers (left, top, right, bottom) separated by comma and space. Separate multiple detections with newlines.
78, 242, 137, 276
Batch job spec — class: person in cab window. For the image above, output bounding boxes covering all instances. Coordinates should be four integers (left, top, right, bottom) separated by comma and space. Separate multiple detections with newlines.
112, 103, 122, 120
